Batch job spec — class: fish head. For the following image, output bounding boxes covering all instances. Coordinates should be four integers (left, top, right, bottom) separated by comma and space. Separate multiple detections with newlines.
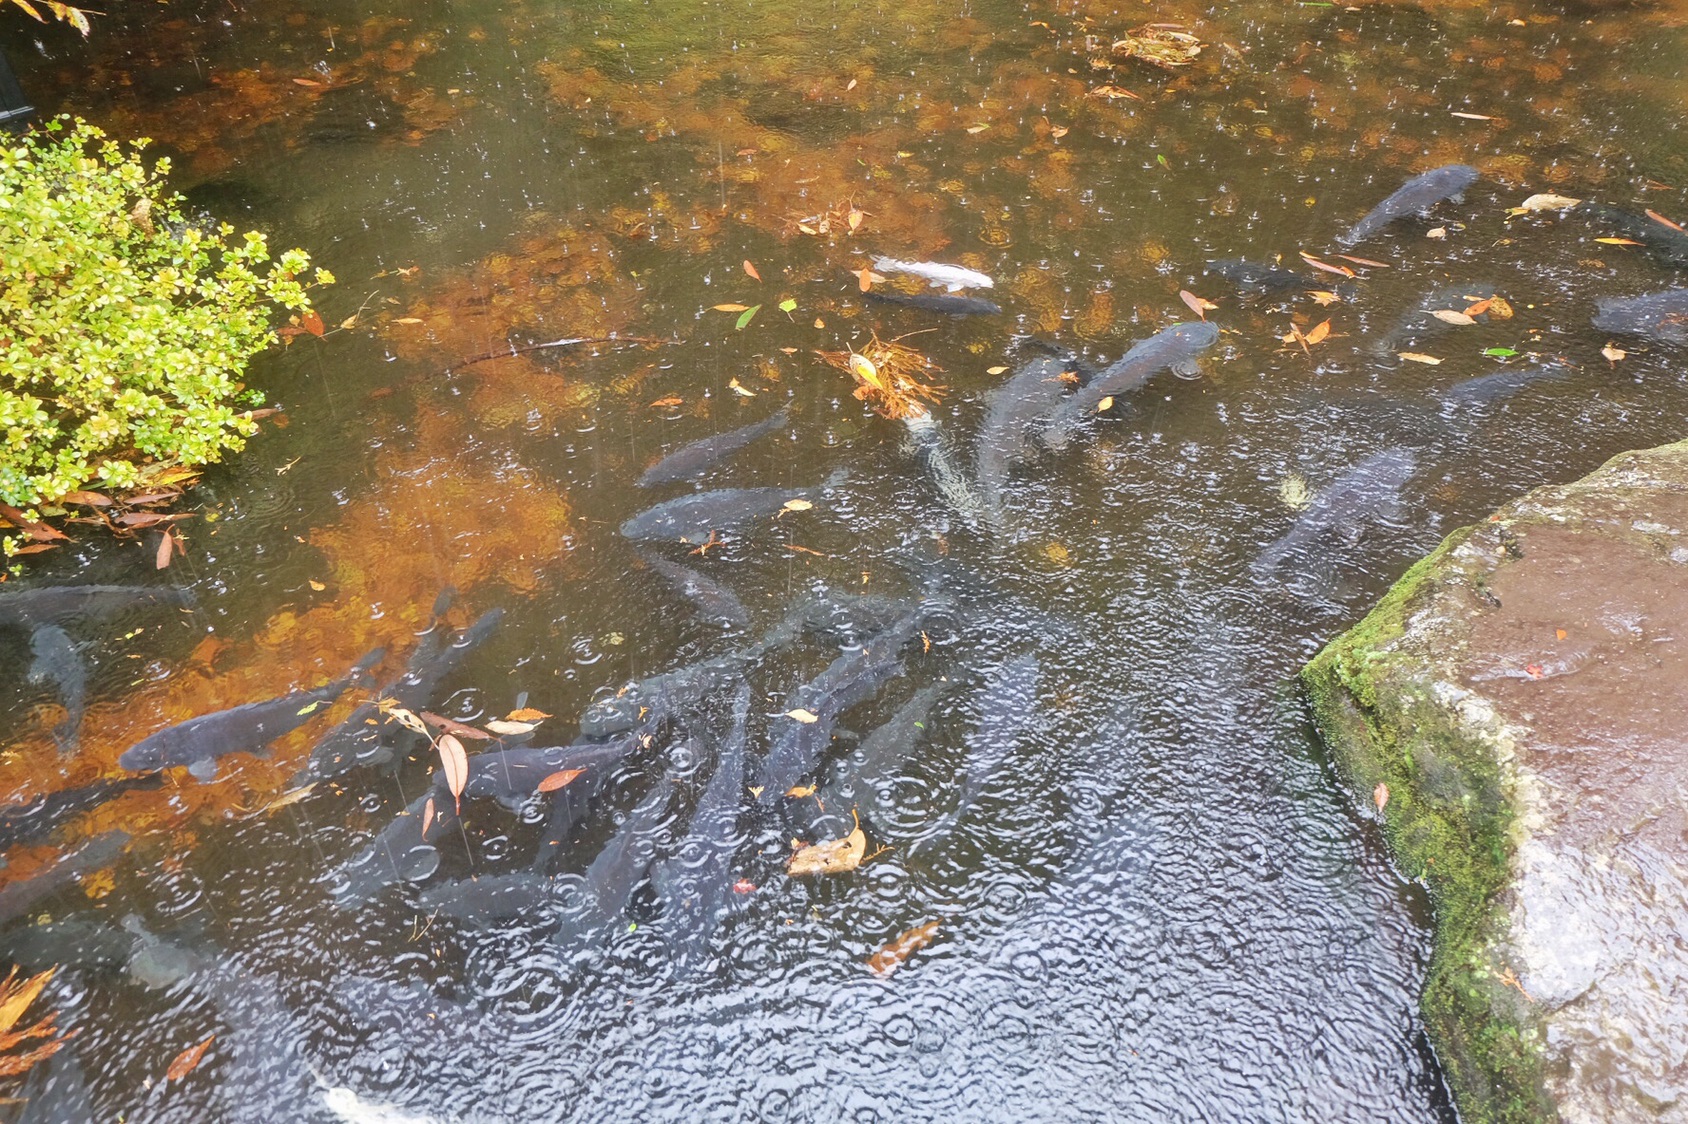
117, 743, 160, 773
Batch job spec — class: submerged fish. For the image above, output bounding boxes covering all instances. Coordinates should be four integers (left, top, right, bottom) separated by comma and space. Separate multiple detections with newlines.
308, 609, 503, 779
1206, 258, 1323, 294
865, 290, 1002, 316
636, 406, 791, 487
0, 830, 130, 924
620, 469, 844, 545
0, 584, 194, 629
651, 682, 752, 974
1041, 322, 1219, 451
413, 870, 565, 925
554, 773, 679, 950
1371, 282, 1501, 356
331, 792, 453, 907
640, 554, 750, 630
122, 648, 385, 781
822, 681, 951, 829
753, 605, 935, 801
1572, 202, 1688, 269
0, 774, 162, 851
1337, 164, 1479, 245
902, 411, 985, 527
871, 257, 994, 292
1593, 288, 1688, 343
457, 740, 637, 813
975, 356, 1076, 526
532, 731, 650, 872
27, 624, 85, 756
1251, 448, 1419, 578
1441, 363, 1573, 412
918, 655, 1039, 847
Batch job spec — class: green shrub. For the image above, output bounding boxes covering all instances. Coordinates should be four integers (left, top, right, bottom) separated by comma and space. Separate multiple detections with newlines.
0, 116, 330, 553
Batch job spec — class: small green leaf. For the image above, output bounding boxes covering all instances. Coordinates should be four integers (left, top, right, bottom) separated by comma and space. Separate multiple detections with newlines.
1482, 347, 1519, 358
297, 700, 321, 716
1156, 154, 1169, 168
778, 298, 797, 314
735, 304, 761, 330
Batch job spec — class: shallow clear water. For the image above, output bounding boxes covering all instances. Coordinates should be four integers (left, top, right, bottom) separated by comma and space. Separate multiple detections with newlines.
5, 0, 1688, 1118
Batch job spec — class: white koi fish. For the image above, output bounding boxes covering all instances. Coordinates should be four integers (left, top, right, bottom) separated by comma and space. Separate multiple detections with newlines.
871, 257, 994, 292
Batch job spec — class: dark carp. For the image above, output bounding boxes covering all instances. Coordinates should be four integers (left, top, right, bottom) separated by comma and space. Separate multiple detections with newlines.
651, 682, 752, 974
918, 655, 1039, 847
331, 792, 453, 906
1441, 363, 1573, 412
975, 356, 1075, 526
0, 831, 130, 924
0, 584, 195, 629
27, 624, 85, 756
1371, 282, 1501, 357
1206, 258, 1322, 294
1041, 322, 1219, 451
122, 648, 385, 781
0, 774, 162, 850
1251, 448, 1418, 579
532, 730, 650, 872
640, 553, 750, 630
620, 469, 844, 545
1337, 164, 1479, 245
307, 608, 503, 779
821, 681, 951, 830
1593, 288, 1688, 343
553, 772, 679, 950
415, 871, 566, 924
636, 406, 791, 487
865, 290, 1002, 317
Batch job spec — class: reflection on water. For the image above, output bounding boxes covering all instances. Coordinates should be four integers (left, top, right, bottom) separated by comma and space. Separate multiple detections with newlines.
5, 0, 1688, 1116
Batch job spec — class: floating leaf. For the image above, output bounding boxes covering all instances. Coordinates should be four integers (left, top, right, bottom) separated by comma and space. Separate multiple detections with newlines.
1602, 343, 1626, 362
728, 378, 756, 397
743, 260, 761, 281
735, 305, 761, 330
1308, 290, 1342, 306
165, 1035, 215, 1082
1449, 111, 1493, 120
484, 719, 536, 736
965, 123, 990, 134
1336, 254, 1390, 269
1464, 299, 1493, 317
1510, 193, 1582, 215
784, 708, 820, 724
1373, 782, 1389, 811
786, 784, 817, 798
778, 298, 798, 313
381, 704, 430, 735
537, 769, 585, 793
1279, 474, 1310, 510
649, 395, 683, 408
1299, 252, 1355, 278
1430, 310, 1476, 326
155, 528, 174, 570
1647, 209, 1687, 234
986, 365, 1008, 375
868, 920, 940, 978
437, 734, 468, 815
781, 499, 814, 513
1304, 319, 1332, 345
1595, 237, 1641, 246
787, 815, 866, 875
1397, 352, 1443, 365
1179, 289, 1217, 318
848, 353, 883, 390
1483, 347, 1519, 358
300, 310, 326, 337
506, 707, 552, 722
1486, 297, 1515, 320
0, 969, 53, 1035
711, 303, 750, 312
421, 711, 494, 740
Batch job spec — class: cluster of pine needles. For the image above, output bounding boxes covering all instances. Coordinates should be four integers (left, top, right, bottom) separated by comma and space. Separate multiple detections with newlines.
815, 331, 947, 421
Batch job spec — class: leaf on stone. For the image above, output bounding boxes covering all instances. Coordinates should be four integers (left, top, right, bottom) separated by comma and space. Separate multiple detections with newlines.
537, 768, 585, 793
166, 1035, 215, 1081
1374, 782, 1389, 812
867, 920, 940, 978
437, 734, 468, 815
787, 819, 866, 875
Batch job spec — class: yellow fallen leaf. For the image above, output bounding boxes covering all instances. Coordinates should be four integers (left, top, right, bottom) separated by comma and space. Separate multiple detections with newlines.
784, 708, 820, 724
1096, 395, 1114, 411
1596, 237, 1642, 246
712, 303, 751, 312
392, 317, 423, 324
1397, 352, 1443, 365
986, 366, 1008, 374
1486, 297, 1515, 320
1602, 343, 1626, 362
308, 579, 326, 591
505, 707, 552, 722
782, 498, 814, 513
786, 784, 817, 798
484, 719, 536, 735
1308, 290, 1341, 306
728, 378, 756, 397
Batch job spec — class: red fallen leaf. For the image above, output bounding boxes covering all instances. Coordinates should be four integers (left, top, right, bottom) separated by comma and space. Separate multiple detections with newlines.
1525, 664, 1545, 680
155, 528, 175, 570
536, 768, 585, 793
1646, 208, 1686, 234
437, 734, 468, 815
1299, 252, 1356, 278
0, 503, 69, 542
57, 491, 112, 507
419, 711, 493, 740
421, 796, 436, 838
166, 1034, 215, 1081
300, 310, 326, 337
867, 920, 940, 978
9, 543, 57, 555
1373, 782, 1389, 812
732, 879, 757, 894
743, 260, 761, 281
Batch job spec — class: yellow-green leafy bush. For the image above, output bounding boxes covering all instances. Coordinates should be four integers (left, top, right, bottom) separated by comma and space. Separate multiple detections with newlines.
0, 117, 330, 533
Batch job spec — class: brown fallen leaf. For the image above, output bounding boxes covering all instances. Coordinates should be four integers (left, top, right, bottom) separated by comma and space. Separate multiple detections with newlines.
868, 920, 941, 978
506, 707, 552, 722
710, 303, 750, 312
743, 260, 761, 281
1373, 782, 1389, 812
57, 491, 111, 507
1463, 298, 1493, 317
437, 734, 468, 815
1303, 319, 1331, 345
854, 265, 882, 292
1335, 254, 1390, 269
537, 769, 585, 793
787, 812, 866, 875
420, 711, 494, 740
1429, 310, 1476, 326
1486, 297, 1515, 320
421, 797, 437, 838
1087, 85, 1141, 101
649, 395, 684, 408
1179, 289, 1217, 319
166, 1035, 215, 1081
1308, 290, 1342, 306
1647, 209, 1686, 234
1299, 252, 1355, 279
1602, 343, 1626, 363
155, 528, 174, 570
0, 504, 69, 542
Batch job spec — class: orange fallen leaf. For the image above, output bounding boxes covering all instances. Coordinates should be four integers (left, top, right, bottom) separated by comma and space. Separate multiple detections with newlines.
1373, 782, 1389, 812
733, 879, 757, 893
292, 77, 322, 88
786, 784, 817, 798
166, 1035, 215, 1082
1464, 298, 1493, 317
1647, 209, 1686, 234
855, 265, 881, 292
1299, 252, 1355, 278
743, 260, 761, 281
506, 707, 552, 722
649, 396, 684, 408
1304, 319, 1331, 345
868, 920, 940, 978
1179, 289, 1217, 319
1336, 254, 1390, 269
1555, 629, 1568, 640
1397, 352, 1443, 365
1595, 237, 1642, 246
300, 310, 326, 337
710, 303, 750, 312
537, 769, 585, 793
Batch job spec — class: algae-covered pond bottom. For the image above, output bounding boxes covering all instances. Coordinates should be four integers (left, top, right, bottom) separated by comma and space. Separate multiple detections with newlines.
6, 0, 1688, 1117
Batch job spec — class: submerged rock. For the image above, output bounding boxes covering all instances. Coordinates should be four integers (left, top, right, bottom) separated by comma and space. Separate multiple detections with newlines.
1303, 439, 1688, 1123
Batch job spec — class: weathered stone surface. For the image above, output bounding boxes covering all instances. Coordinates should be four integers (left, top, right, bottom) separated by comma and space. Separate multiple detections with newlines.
1304, 439, 1688, 1124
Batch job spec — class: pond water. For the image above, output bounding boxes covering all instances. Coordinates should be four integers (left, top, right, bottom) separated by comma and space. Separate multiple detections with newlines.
5, 0, 1688, 1118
